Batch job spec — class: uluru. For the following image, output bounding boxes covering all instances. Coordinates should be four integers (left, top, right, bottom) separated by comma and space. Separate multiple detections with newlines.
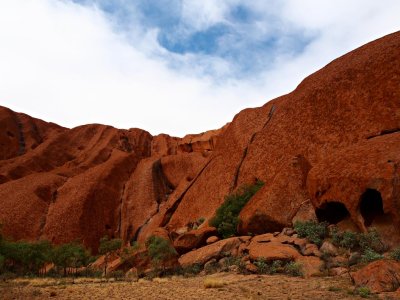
1, 30, 399, 250
1, 1, 400, 298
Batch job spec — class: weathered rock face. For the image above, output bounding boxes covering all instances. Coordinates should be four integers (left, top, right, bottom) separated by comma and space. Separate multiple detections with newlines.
351, 260, 400, 293
0, 106, 65, 164
1, 31, 400, 250
162, 31, 400, 245
0, 107, 222, 251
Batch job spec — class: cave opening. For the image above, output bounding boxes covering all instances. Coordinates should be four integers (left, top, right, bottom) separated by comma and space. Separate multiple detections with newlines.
359, 189, 384, 227
316, 201, 350, 224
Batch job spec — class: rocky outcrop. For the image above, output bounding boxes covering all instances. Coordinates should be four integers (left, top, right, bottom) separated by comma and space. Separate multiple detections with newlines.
1, 31, 400, 250
164, 31, 400, 244
351, 260, 400, 293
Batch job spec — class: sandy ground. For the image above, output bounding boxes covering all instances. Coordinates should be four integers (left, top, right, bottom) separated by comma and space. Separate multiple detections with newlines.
0, 273, 376, 300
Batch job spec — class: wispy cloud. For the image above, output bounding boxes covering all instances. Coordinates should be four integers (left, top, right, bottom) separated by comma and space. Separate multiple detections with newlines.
0, 0, 399, 136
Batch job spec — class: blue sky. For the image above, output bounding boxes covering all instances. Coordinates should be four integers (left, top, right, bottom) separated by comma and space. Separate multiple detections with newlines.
71, 0, 315, 78
0, 1, 399, 135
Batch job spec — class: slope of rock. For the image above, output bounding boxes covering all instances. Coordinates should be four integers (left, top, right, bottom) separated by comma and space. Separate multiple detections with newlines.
164, 31, 400, 243
0, 31, 399, 249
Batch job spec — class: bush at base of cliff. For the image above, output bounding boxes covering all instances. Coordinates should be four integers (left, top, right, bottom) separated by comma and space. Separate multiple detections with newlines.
145, 236, 177, 267
294, 221, 328, 246
210, 180, 264, 239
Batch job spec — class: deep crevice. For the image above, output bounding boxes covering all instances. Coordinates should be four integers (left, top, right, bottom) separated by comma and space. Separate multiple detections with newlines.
366, 128, 400, 139
159, 155, 217, 227
231, 105, 275, 191
131, 158, 176, 241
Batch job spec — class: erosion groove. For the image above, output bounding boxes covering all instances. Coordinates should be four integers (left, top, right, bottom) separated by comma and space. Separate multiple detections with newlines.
231, 105, 276, 191
367, 128, 400, 139
160, 155, 217, 227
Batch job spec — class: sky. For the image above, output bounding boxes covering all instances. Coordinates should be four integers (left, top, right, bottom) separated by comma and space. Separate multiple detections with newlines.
0, 1, 399, 136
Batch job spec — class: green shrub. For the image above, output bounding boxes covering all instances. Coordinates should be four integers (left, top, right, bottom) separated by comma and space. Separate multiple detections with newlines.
284, 262, 303, 277
361, 248, 384, 263
359, 228, 386, 253
197, 217, 205, 225
52, 242, 91, 277
294, 221, 328, 246
254, 258, 268, 274
332, 229, 359, 250
0, 254, 4, 273
356, 287, 371, 298
145, 236, 177, 266
390, 247, 400, 261
210, 180, 264, 238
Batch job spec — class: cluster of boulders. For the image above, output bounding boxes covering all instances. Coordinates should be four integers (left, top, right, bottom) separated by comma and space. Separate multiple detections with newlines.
89, 224, 400, 297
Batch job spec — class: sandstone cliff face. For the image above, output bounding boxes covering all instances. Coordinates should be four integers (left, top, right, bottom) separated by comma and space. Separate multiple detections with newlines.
161, 31, 400, 243
0, 31, 399, 250
0, 112, 223, 250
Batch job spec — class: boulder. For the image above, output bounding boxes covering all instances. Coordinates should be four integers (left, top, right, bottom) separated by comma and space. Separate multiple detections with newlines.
351, 260, 400, 293
301, 244, 321, 257
178, 237, 242, 267
320, 241, 338, 256
295, 256, 323, 278
206, 236, 219, 245
248, 241, 300, 262
173, 226, 217, 254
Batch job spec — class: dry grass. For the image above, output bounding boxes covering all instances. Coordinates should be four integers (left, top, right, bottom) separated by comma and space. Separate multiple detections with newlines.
203, 277, 227, 288
152, 277, 169, 283
0, 273, 365, 299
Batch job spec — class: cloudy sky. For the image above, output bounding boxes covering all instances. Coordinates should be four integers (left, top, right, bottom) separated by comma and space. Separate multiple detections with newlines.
0, 1, 399, 136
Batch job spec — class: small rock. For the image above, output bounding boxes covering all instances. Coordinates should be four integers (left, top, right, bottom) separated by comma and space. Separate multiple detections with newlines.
206, 236, 219, 244
204, 258, 217, 271
218, 257, 229, 268
320, 241, 338, 256
348, 252, 361, 266
330, 255, 348, 267
228, 265, 239, 273
125, 267, 138, 280
330, 267, 348, 276
301, 243, 321, 257
245, 262, 258, 273
282, 228, 295, 236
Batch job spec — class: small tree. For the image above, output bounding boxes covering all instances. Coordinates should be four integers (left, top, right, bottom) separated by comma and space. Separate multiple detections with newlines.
210, 180, 264, 238
52, 242, 88, 276
145, 236, 177, 270
98, 236, 122, 276
0, 239, 53, 275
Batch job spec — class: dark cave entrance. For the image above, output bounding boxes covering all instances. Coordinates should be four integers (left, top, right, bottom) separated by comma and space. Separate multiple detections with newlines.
316, 201, 350, 224
359, 189, 384, 227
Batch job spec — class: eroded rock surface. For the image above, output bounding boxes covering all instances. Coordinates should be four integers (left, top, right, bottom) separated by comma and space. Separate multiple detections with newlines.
1, 31, 400, 250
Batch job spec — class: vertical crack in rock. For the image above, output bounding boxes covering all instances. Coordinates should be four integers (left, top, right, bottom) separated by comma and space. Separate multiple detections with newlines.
116, 182, 126, 237
231, 105, 276, 191
15, 115, 26, 155
38, 177, 67, 239
132, 158, 175, 241
392, 162, 400, 226
160, 155, 217, 227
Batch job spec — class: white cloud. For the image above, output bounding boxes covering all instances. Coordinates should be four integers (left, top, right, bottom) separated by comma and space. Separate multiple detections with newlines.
0, 0, 399, 136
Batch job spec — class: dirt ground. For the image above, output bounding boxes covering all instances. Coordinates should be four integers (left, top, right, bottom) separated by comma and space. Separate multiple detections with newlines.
0, 273, 382, 300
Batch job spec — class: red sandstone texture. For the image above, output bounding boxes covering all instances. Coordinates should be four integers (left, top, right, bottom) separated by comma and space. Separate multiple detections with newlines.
0, 31, 399, 250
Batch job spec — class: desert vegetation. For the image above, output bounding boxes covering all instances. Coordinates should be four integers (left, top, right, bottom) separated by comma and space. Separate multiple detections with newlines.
210, 180, 264, 238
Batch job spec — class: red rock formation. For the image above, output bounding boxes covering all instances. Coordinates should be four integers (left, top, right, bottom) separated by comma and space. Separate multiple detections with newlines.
163, 31, 400, 243
1, 31, 400, 251
0, 106, 65, 162
351, 260, 400, 293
